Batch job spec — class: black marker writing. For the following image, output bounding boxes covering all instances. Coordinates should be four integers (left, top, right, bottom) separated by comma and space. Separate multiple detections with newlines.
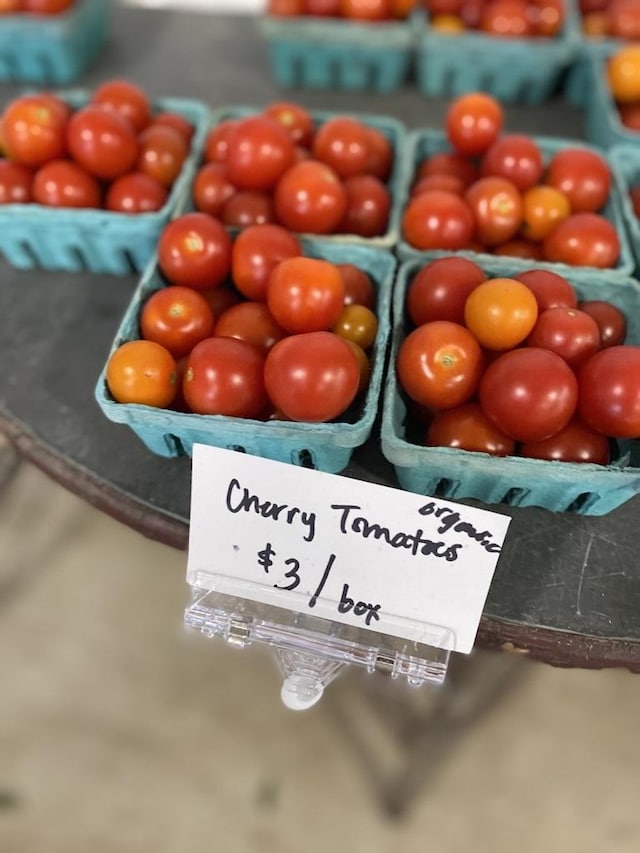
226, 478, 316, 542
418, 502, 502, 554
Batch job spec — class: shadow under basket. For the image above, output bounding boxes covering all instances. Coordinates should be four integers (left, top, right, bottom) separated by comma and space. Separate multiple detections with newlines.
95, 242, 396, 474
381, 258, 640, 516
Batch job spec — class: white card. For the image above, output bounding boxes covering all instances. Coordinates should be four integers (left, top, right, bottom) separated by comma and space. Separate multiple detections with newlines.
187, 445, 511, 654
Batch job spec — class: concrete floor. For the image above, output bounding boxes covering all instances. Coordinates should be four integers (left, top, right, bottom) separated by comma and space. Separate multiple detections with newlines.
1, 458, 640, 852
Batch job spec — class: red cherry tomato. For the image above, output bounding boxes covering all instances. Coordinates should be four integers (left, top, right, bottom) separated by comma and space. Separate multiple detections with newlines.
152, 112, 194, 144
545, 148, 611, 213
402, 190, 475, 251
465, 176, 523, 246
578, 346, 640, 438
32, 160, 101, 208
480, 134, 544, 191
267, 256, 345, 333
337, 264, 375, 308
264, 101, 314, 147
445, 93, 504, 157
140, 286, 215, 358
412, 174, 466, 197
22, 0, 73, 11
479, 348, 578, 442
158, 212, 232, 290
225, 115, 296, 192
407, 256, 486, 326
542, 213, 620, 268
528, 0, 565, 35
183, 337, 267, 418
193, 162, 236, 217
222, 191, 275, 228
105, 172, 168, 213
67, 105, 138, 181
526, 307, 601, 369
312, 117, 371, 179
493, 239, 543, 260
0, 159, 32, 203
426, 401, 516, 456
274, 160, 347, 234
264, 331, 360, 423
340, 174, 391, 237
417, 152, 478, 187
2, 94, 67, 167
92, 79, 151, 133
396, 321, 484, 409
480, 0, 533, 35
214, 302, 286, 353
578, 300, 627, 348
268, 0, 305, 13
203, 119, 237, 164
366, 127, 393, 181
137, 124, 188, 188
231, 223, 301, 302
520, 418, 610, 464
340, 0, 391, 20
608, 0, 640, 38
306, 0, 341, 13
514, 269, 578, 311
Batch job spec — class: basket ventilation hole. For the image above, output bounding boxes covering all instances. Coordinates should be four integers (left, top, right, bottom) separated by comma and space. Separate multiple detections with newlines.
69, 245, 89, 271
20, 241, 40, 266
295, 449, 316, 469
500, 487, 530, 506
434, 478, 457, 497
168, 435, 187, 457
122, 249, 138, 274
227, 445, 246, 454
566, 492, 600, 513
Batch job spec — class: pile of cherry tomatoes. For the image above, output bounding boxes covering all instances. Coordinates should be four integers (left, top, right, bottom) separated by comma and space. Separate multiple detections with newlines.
106, 214, 379, 425
0, 0, 74, 13
267, 0, 418, 20
0, 79, 194, 212
402, 92, 621, 269
397, 256, 640, 463
607, 44, 640, 132
192, 102, 393, 239
580, 0, 640, 37
423, 0, 564, 37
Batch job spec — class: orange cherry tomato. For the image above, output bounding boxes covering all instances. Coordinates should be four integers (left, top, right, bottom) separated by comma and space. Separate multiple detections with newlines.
521, 185, 571, 240
106, 340, 177, 408
464, 277, 539, 350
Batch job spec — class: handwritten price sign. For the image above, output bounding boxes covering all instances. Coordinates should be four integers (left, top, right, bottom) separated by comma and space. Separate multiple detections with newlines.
187, 446, 511, 653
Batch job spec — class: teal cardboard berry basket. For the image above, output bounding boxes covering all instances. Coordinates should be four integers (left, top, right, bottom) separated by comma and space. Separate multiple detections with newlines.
611, 145, 640, 271
416, 4, 579, 105
382, 257, 640, 516
0, 91, 211, 276
0, 0, 109, 85
188, 106, 410, 251
95, 241, 395, 473
397, 128, 635, 281
584, 52, 640, 151
258, 13, 417, 93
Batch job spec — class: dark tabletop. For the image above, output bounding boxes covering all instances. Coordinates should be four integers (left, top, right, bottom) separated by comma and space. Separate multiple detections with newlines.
2, 4, 640, 671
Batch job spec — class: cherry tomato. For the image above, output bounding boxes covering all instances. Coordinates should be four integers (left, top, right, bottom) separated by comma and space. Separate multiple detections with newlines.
141, 286, 215, 358
340, 174, 390, 237
481, 134, 544, 192
578, 345, 640, 437
2, 94, 67, 167
521, 185, 571, 241
526, 307, 600, 369
528, 0, 564, 35
631, 185, 640, 217
622, 104, 640, 132
202, 283, 242, 319
32, 160, 101, 208
465, 277, 539, 350
542, 213, 620, 268
608, 45, 640, 103
338, 264, 375, 308
430, 13, 466, 30
582, 9, 609, 35
203, 119, 237, 163
137, 124, 187, 188
479, 348, 578, 442
0, 0, 23, 10
417, 152, 478, 187
493, 239, 543, 259
481, 0, 533, 35
267, 256, 345, 333
402, 190, 475, 251
0, 159, 32, 203
274, 161, 347, 234
397, 321, 484, 409
231, 223, 301, 302
366, 127, 393, 181
426, 401, 515, 456
67, 105, 138, 181
151, 112, 194, 144
265, 331, 359, 422
445, 93, 504, 157
608, 0, 640, 38
106, 340, 177, 408
92, 79, 151, 133
312, 117, 370, 179
545, 148, 611, 213
193, 162, 236, 217
268, 0, 305, 12
105, 172, 168, 213
520, 418, 610, 464
578, 299, 627, 347
465, 176, 523, 246
158, 212, 232, 290
345, 340, 371, 394
332, 304, 378, 350
225, 115, 296, 192
514, 269, 577, 311
214, 302, 286, 352
264, 101, 314, 147
183, 337, 267, 418
428, 0, 464, 14
412, 174, 465, 197
407, 256, 486, 326
340, 0, 391, 19
306, 0, 341, 13
23, 0, 73, 10
222, 191, 275, 228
